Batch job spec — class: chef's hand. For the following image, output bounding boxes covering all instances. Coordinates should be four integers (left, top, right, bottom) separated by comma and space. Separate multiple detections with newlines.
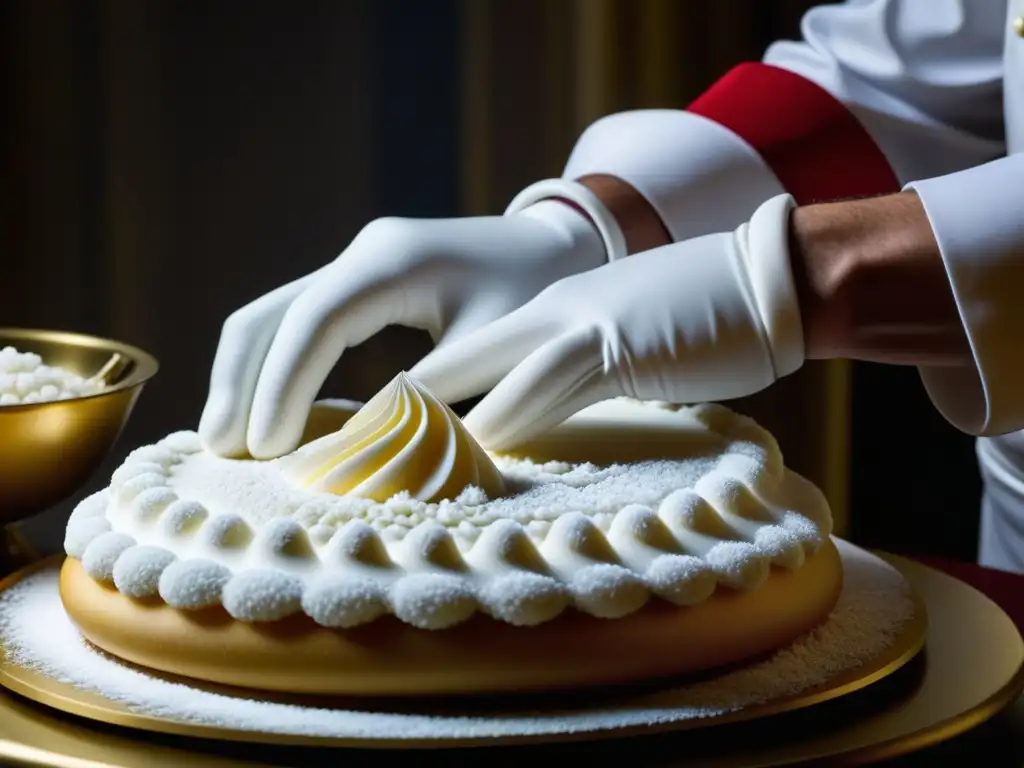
411, 194, 805, 450
199, 190, 621, 459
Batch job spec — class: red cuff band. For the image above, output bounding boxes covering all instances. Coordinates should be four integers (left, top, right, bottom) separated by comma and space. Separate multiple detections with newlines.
687, 63, 900, 205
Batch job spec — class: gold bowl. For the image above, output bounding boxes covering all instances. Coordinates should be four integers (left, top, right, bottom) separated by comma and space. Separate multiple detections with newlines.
0, 329, 158, 524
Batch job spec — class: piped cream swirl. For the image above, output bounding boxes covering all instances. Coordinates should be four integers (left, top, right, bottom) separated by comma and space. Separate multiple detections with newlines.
278, 372, 506, 503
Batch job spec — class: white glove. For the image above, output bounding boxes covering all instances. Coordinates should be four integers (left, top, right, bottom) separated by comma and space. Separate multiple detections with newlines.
410, 194, 805, 449
199, 186, 623, 459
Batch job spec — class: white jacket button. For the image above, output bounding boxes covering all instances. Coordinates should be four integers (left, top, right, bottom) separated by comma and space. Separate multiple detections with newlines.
1015, 15, 1024, 37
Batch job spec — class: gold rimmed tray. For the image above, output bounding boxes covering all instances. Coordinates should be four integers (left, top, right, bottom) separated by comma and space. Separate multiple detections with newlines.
0, 543, 980, 767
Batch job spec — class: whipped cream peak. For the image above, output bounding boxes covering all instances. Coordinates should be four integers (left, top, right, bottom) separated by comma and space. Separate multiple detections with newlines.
277, 372, 506, 504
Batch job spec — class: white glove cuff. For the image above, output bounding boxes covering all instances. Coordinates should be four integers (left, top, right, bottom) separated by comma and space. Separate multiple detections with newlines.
739, 193, 804, 379
505, 179, 628, 263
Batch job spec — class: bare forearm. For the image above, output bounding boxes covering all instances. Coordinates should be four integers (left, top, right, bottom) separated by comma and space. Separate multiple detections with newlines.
576, 174, 672, 255
789, 192, 970, 366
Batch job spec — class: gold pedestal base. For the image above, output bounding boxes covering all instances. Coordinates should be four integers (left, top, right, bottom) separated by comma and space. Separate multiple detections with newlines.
0, 551, 1019, 766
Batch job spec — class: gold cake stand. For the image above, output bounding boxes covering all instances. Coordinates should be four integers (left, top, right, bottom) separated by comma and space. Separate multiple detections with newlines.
0, 551, 1020, 766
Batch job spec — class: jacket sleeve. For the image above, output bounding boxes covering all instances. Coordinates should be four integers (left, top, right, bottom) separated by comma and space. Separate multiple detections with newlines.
563, 0, 1016, 436
906, 155, 1024, 437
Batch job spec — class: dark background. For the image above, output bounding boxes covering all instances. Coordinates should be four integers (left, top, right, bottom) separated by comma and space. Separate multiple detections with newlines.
0, 0, 981, 559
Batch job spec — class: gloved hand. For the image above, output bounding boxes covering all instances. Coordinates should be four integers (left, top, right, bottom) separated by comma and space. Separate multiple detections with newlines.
199, 186, 622, 459
410, 194, 805, 449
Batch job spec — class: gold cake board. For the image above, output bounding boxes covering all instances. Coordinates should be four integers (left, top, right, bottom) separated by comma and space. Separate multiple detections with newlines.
0, 551, 1018, 766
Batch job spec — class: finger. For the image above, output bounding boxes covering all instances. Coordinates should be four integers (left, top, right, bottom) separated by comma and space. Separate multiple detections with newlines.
245, 266, 408, 459
198, 268, 327, 457
298, 398, 364, 445
408, 303, 561, 404
463, 326, 622, 450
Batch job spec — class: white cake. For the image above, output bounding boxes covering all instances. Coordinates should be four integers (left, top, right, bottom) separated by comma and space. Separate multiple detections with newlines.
59, 374, 840, 696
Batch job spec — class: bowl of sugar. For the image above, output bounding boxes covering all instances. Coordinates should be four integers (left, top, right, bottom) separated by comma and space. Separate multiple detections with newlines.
0, 329, 158, 523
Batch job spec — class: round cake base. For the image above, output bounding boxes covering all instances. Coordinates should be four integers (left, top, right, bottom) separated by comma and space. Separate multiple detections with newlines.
59, 539, 843, 697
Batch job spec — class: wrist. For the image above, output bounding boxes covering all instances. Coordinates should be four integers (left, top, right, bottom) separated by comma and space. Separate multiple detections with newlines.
574, 174, 673, 255
740, 194, 804, 380
509, 174, 672, 259
506, 179, 627, 263
517, 200, 607, 273
788, 192, 970, 365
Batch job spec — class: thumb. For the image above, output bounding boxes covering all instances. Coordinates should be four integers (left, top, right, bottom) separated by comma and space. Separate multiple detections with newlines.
409, 301, 561, 405
462, 326, 620, 450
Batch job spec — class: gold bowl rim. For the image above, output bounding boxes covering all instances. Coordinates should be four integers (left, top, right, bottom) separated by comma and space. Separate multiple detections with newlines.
0, 327, 159, 408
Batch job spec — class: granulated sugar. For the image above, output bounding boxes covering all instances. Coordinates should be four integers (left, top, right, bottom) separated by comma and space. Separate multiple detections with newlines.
0, 540, 915, 742
0, 346, 104, 406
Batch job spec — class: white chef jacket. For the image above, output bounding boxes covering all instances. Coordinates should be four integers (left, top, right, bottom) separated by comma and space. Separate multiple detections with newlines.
560, 0, 1024, 571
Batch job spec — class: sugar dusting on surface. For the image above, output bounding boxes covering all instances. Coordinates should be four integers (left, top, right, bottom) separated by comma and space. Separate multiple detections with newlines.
170, 448, 725, 533
0, 540, 916, 740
